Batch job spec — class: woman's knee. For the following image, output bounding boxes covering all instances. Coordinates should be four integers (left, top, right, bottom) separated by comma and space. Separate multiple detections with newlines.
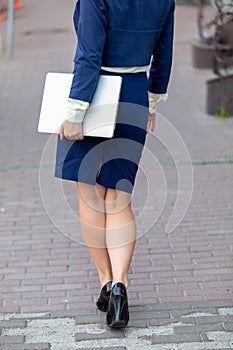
76, 182, 106, 213
105, 188, 132, 214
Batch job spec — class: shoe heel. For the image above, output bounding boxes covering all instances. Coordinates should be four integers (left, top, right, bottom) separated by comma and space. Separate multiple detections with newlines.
102, 297, 109, 313
107, 283, 129, 328
96, 281, 112, 313
114, 295, 125, 322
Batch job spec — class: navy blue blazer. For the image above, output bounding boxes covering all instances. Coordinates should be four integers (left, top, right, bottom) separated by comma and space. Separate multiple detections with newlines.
69, 0, 175, 103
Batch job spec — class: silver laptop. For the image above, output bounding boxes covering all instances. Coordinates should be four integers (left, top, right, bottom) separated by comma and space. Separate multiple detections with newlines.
37, 73, 122, 138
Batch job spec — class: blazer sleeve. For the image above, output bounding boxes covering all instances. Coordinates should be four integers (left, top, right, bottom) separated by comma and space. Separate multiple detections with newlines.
69, 0, 107, 102
148, 0, 175, 94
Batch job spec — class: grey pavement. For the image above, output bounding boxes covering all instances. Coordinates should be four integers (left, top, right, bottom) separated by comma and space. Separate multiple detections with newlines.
0, 1, 233, 349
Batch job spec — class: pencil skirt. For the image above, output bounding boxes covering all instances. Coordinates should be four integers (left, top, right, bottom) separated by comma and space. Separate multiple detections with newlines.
54, 71, 149, 193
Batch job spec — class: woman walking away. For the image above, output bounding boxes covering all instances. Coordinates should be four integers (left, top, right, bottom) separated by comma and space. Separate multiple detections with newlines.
55, 0, 175, 328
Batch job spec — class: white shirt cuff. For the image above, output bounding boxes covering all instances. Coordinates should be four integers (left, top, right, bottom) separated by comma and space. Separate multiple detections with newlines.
148, 92, 168, 114
65, 98, 89, 123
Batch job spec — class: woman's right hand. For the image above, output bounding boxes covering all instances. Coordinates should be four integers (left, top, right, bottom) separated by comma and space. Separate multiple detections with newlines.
60, 120, 84, 141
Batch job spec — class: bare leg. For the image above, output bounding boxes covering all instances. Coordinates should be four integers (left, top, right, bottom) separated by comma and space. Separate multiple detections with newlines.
76, 182, 113, 287
105, 188, 136, 288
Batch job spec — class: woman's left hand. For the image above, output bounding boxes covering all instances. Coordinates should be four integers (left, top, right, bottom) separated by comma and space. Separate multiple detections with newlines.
146, 112, 156, 134
60, 120, 84, 141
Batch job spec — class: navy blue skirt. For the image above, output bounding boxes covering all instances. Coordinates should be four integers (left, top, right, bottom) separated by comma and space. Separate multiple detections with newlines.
55, 71, 149, 193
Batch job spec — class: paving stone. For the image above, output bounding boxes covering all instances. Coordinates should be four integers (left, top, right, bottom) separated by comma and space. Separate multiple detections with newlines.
0, 335, 25, 344
75, 348, 126, 350
178, 317, 197, 325
74, 308, 98, 316
128, 305, 145, 312
50, 310, 78, 319
127, 319, 148, 328
174, 323, 225, 333
144, 301, 192, 311
0, 344, 51, 350
75, 314, 103, 325
0, 320, 27, 329
197, 315, 233, 325
147, 318, 181, 327
75, 328, 125, 341
191, 300, 233, 309
223, 322, 233, 332
169, 307, 219, 318
130, 310, 170, 320
151, 333, 203, 344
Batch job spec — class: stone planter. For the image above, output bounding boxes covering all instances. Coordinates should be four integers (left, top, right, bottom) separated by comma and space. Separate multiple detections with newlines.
192, 39, 215, 68
207, 74, 233, 115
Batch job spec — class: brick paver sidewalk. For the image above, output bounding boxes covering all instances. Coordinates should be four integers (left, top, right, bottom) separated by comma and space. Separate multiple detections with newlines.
0, 1, 232, 349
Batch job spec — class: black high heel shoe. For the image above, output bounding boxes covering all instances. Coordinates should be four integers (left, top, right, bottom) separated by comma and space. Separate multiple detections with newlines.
106, 282, 129, 328
96, 281, 112, 312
